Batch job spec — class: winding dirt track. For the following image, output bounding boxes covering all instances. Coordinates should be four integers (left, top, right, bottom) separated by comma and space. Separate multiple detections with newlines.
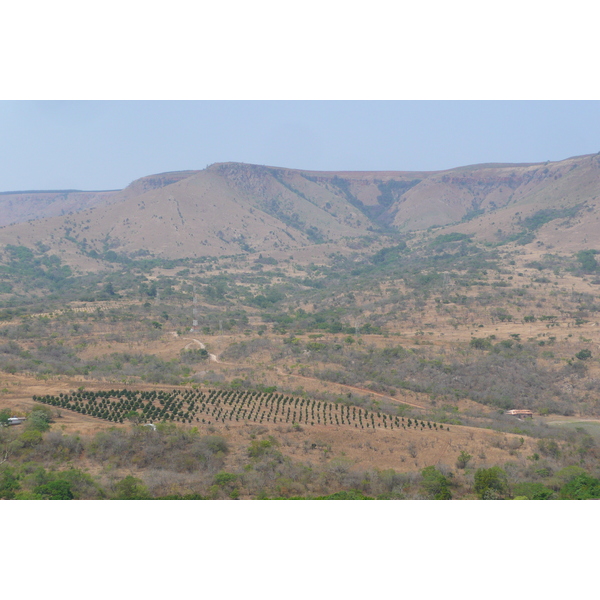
180, 337, 220, 363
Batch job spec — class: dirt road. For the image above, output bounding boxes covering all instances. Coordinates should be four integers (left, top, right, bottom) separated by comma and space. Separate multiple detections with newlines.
174, 333, 220, 363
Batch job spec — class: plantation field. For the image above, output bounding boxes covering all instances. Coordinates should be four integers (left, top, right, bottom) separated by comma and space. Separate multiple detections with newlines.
33, 387, 448, 432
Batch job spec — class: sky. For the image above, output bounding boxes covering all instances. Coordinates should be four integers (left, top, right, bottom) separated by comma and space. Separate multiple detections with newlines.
0, 100, 599, 192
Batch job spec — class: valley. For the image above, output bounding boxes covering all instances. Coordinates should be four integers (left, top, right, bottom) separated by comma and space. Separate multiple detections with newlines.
2, 153, 600, 499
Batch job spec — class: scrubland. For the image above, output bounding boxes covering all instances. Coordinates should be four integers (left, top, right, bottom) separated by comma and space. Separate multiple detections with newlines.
3, 223, 600, 499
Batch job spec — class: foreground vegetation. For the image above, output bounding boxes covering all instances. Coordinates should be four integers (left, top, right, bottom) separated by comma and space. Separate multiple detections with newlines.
2, 404, 600, 499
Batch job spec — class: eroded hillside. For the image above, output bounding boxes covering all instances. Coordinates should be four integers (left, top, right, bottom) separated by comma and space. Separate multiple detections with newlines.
1, 153, 598, 271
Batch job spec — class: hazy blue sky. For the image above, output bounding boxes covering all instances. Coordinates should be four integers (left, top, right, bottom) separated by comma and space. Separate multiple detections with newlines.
0, 101, 598, 192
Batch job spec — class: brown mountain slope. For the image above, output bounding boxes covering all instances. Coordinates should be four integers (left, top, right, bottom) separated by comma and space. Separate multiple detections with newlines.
0, 170, 201, 228
427, 153, 600, 251
208, 155, 600, 242
0, 166, 384, 264
385, 153, 600, 231
1, 153, 598, 265
0, 189, 119, 227
0, 170, 317, 262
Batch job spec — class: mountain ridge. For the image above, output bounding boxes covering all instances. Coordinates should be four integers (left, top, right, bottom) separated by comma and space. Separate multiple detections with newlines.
1, 152, 598, 268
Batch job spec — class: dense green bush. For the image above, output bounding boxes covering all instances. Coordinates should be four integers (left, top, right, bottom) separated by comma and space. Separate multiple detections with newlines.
512, 482, 555, 500
559, 474, 600, 499
114, 475, 151, 500
420, 466, 452, 499
34, 479, 74, 500
474, 467, 508, 499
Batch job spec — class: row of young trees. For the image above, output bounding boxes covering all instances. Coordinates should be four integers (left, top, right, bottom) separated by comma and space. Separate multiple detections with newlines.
32, 387, 449, 432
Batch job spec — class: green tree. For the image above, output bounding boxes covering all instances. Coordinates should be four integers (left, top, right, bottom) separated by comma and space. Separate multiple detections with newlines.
575, 349, 592, 361
470, 338, 492, 350
474, 467, 509, 499
214, 472, 237, 487
27, 407, 52, 432
0, 409, 10, 426
559, 474, 600, 499
420, 466, 452, 499
18, 429, 43, 447
125, 411, 142, 424
576, 250, 599, 273
34, 479, 74, 500
549, 465, 586, 490
0, 467, 21, 499
114, 475, 151, 500
512, 482, 555, 500
456, 450, 472, 469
